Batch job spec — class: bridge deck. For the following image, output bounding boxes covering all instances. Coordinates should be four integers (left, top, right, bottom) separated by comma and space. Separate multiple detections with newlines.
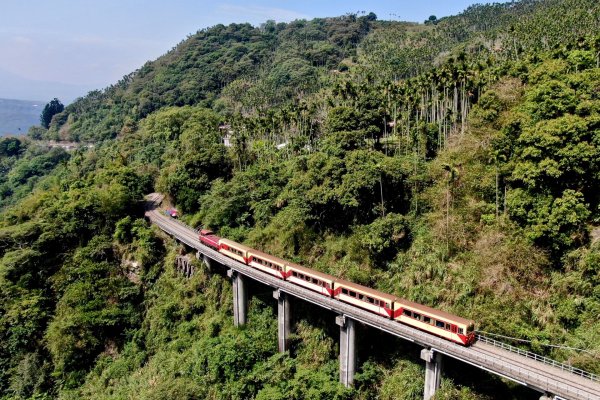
144, 199, 600, 400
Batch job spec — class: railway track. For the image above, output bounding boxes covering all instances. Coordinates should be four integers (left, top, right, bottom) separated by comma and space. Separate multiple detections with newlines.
144, 194, 600, 400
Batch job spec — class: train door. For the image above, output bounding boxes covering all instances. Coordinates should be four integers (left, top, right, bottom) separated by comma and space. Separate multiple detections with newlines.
451, 325, 458, 334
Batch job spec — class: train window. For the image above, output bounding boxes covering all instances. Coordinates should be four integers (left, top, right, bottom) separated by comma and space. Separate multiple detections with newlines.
458, 328, 464, 335
304, 275, 310, 281
403, 310, 412, 317
342, 288, 348, 295
423, 316, 431, 324
413, 313, 421, 321
445, 323, 451, 331
435, 320, 444, 328
367, 297, 374, 304
386, 302, 391, 308
467, 324, 474, 333
292, 271, 298, 277
312, 278, 318, 284
349, 291, 357, 298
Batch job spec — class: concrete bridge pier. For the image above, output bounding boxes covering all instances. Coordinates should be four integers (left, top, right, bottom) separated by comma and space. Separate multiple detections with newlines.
336, 315, 356, 387
273, 290, 292, 352
421, 348, 443, 400
227, 269, 247, 326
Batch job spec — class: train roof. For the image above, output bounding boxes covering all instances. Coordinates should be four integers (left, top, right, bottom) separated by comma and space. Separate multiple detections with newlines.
334, 278, 399, 302
200, 234, 221, 243
397, 298, 474, 326
247, 248, 288, 266
285, 262, 337, 282
218, 238, 254, 253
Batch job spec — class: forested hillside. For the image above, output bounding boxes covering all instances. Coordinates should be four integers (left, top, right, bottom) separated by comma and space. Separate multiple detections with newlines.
1, 0, 600, 399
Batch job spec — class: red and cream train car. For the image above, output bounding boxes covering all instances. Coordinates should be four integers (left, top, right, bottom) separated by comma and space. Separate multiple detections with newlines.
285, 262, 336, 297
394, 299, 475, 345
333, 279, 397, 318
247, 249, 287, 279
218, 238, 252, 264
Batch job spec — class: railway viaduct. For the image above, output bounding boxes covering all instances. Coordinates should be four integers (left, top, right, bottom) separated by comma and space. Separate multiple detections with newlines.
145, 194, 600, 400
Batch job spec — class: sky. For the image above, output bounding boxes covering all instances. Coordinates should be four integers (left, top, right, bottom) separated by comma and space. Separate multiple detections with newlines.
0, 0, 492, 103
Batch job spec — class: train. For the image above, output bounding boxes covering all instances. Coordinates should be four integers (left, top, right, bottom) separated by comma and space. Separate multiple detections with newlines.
199, 229, 475, 346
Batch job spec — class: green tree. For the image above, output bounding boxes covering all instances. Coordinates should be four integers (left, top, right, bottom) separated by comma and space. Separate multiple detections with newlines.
40, 98, 64, 129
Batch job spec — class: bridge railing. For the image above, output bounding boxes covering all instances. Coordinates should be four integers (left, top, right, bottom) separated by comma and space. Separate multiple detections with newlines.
144, 195, 200, 234
174, 218, 199, 234
476, 334, 599, 383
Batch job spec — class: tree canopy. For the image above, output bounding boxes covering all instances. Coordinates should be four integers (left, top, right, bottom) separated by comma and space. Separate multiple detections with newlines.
40, 98, 64, 129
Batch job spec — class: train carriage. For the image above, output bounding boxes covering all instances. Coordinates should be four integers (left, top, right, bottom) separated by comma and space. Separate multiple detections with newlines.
247, 249, 287, 279
218, 238, 253, 264
285, 262, 336, 297
394, 299, 475, 345
333, 279, 397, 318
199, 229, 221, 250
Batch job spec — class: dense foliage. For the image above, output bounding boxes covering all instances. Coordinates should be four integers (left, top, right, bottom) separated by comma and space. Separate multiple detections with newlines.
1, 1, 600, 399
40, 99, 64, 130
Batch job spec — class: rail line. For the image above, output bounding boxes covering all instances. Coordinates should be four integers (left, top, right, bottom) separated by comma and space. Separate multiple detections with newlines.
144, 196, 600, 400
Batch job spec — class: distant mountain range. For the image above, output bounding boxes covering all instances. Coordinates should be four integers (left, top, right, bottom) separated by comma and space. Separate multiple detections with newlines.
0, 98, 44, 136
